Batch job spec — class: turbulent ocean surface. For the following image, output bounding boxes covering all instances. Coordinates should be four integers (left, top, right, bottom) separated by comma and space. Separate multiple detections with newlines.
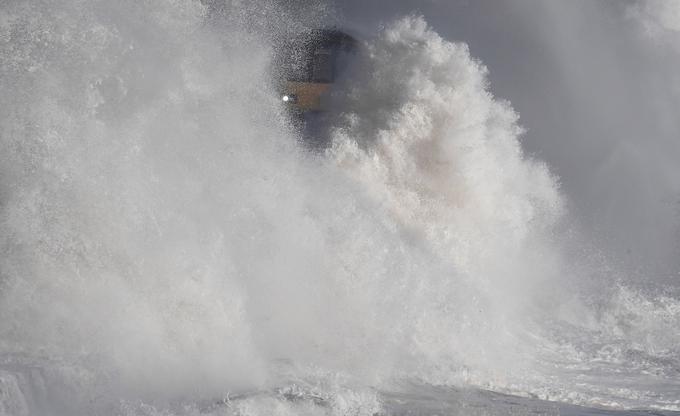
1, 1, 679, 415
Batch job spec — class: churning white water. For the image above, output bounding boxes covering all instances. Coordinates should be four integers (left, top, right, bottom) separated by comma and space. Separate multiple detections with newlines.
1, 1, 679, 415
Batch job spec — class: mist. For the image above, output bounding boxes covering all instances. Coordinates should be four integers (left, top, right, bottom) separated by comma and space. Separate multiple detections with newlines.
1, 0, 680, 414
337, 0, 680, 282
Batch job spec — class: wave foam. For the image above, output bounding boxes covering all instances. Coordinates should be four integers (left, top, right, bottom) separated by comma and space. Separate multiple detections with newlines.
1, 1, 679, 414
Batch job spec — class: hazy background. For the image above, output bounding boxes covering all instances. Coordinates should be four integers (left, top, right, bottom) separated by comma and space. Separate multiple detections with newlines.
334, 0, 680, 283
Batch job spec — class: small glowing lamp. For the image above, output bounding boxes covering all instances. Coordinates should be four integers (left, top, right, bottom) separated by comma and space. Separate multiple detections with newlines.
282, 94, 297, 103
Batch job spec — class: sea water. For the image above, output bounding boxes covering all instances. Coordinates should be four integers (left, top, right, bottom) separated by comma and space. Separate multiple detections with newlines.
1, 1, 679, 415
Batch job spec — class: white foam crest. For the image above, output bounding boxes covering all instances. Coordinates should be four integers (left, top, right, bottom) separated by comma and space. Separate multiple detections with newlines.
0, 0, 290, 407
328, 15, 566, 381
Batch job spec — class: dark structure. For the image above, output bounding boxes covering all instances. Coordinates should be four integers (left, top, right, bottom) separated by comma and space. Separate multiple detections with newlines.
276, 29, 357, 112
